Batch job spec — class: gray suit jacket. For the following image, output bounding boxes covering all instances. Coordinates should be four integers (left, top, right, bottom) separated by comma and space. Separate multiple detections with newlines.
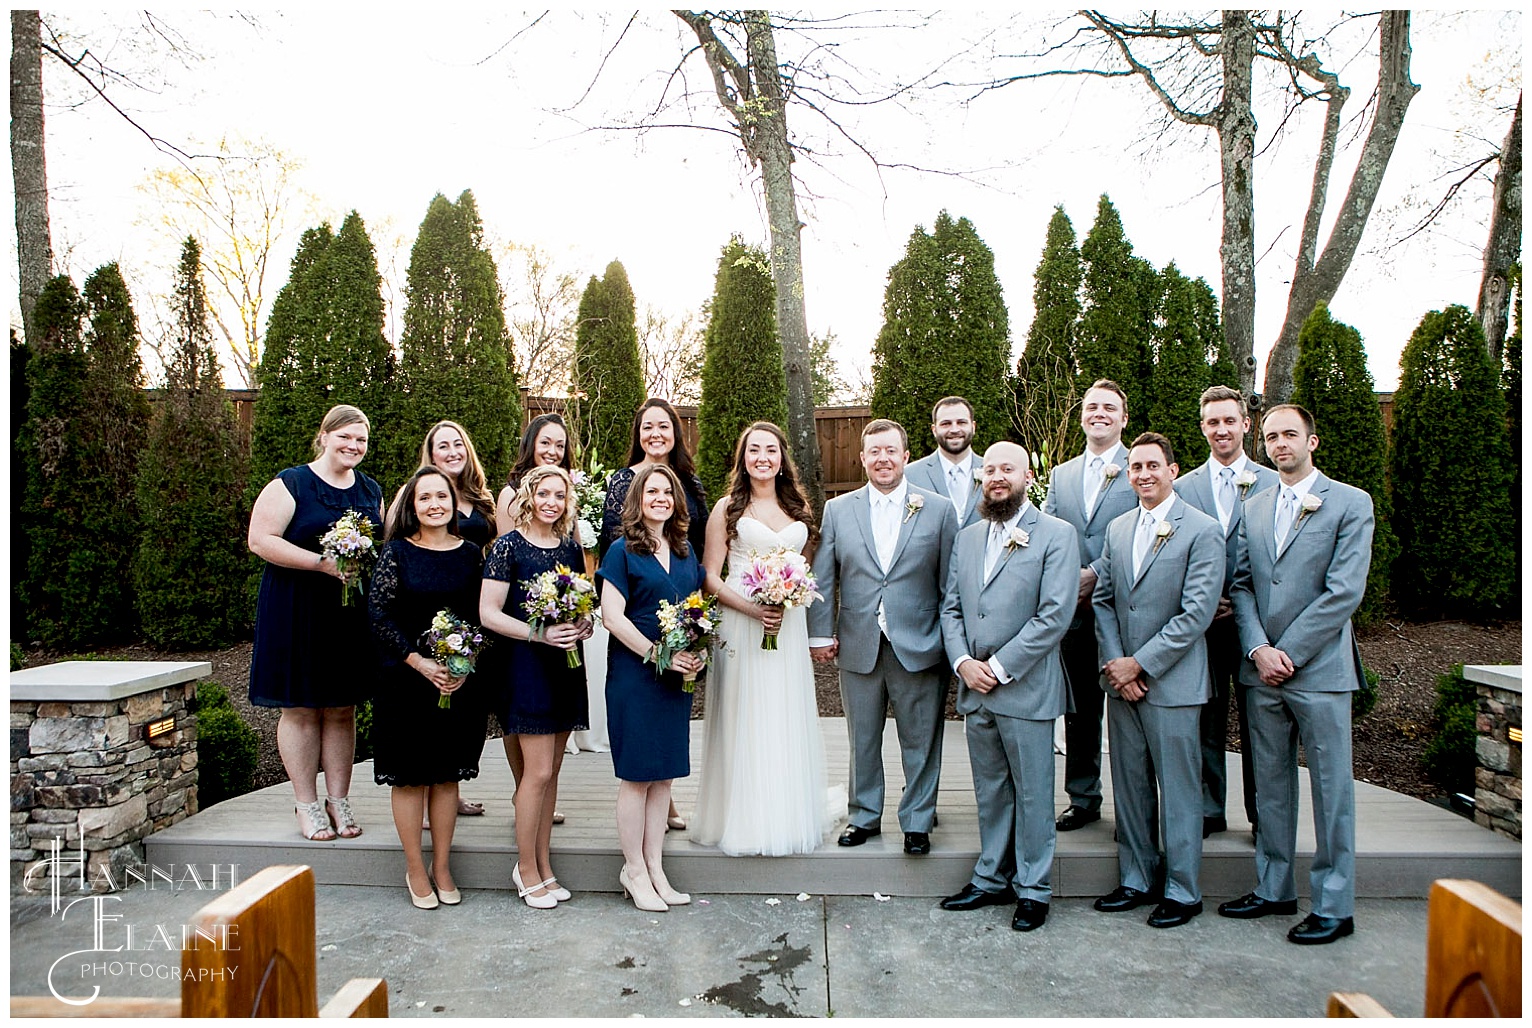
940, 506, 1079, 720
1092, 497, 1224, 708
1043, 442, 1135, 630
808, 481, 959, 675
1230, 471, 1374, 693
905, 450, 982, 528
1174, 457, 1280, 594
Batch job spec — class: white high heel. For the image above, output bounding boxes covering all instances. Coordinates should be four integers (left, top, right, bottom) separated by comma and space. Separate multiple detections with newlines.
513, 863, 557, 909
619, 866, 668, 913
542, 878, 572, 902
648, 868, 690, 906
406, 872, 438, 910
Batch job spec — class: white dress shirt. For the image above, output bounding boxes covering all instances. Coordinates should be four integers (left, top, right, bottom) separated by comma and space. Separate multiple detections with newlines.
1274, 467, 1321, 554
954, 501, 1033, 685
1133, 493, 1176, 580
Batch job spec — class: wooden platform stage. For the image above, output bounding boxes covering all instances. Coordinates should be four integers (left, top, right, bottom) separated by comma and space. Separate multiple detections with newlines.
148, 719, 1520, 899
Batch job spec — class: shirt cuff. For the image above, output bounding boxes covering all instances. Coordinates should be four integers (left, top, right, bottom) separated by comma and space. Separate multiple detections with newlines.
808, 637, 835, 649
954, 654, 973, 674
988, 656, 1011, 684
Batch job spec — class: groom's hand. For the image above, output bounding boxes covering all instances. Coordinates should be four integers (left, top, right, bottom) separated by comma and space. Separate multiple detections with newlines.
810, 640, 839, 663
1102, 656, 1142, 689
1076, 567, 1098, 606
957, 659, 999, 694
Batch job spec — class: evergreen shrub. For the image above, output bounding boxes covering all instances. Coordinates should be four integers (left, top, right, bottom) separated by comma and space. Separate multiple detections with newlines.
1015, 205, 1082, 463
1421, 665, 1476, 795
572, 261, 647, 467
196, 705, 258, 808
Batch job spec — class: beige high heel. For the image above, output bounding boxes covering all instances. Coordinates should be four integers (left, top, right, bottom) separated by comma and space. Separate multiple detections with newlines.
619, 866, 668, 912
648, 867, 690, 906
407, 872, 438, 910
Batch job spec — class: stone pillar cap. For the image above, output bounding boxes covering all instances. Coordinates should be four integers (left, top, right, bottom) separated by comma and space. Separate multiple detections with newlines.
1463, 665, 1523, 694
10, 660, 212, 702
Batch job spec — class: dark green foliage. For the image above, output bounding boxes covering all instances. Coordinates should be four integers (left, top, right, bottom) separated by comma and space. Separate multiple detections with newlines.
250, 212, 395, 498
1502, 265, 1521, 608
870, 211, 1011, 454
1421, 665, 1476, 794
696, 238, 789, 499
572, 260, 647, 468
810, 331, 846, 406
10, 328, 30, 641
1291, 303, 1396, 620
1015, 205, 1083, 460
11, 642, 25, 671
196, 705, 258, 807
1145, 264, 1217, 470
194, 679, 232, 713
1389, 305, 1517, 617
1354, 665, 1380, 720
17, 275, 89, 648
1077, 196, 1152, 404
1199, 282, 1239, 392
134, 237, 251, 648
354, 699, 375, 762
393, 191, 520, 488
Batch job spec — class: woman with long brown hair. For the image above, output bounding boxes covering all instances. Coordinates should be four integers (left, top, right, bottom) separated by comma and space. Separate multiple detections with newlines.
690, 422, 840, 856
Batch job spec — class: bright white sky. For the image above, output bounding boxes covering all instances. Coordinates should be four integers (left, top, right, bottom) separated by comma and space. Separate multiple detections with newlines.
10, 9, 1524, 394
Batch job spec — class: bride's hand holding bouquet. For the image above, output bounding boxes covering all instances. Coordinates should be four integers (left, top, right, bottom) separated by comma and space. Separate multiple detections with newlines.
738, 547, 822, 650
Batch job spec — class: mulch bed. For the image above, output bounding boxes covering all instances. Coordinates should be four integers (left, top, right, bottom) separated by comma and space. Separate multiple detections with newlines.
24, 617, 1518, 802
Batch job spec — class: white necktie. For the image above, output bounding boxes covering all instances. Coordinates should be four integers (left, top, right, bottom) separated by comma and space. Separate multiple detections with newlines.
873, 495, 898, 572
949, 462, 969, 516
1132, 510, 1156, 579
983, 521, 1007, 580
1085, 456, 1105, 516
1274, 488, 1297, 553
1217, 467, 1236, 531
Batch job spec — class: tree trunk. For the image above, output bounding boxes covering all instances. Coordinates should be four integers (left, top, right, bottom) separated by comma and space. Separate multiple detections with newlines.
1216, 11, 1258, 394
1476, 93, 1522, 363
742, 12, 823, 509
1262, 10, 1419, 404
11, 9, 51, 346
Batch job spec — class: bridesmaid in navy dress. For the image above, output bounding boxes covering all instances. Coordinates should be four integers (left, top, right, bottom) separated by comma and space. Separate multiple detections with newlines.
599, 463, 706, 912
248, 404, 383, 842
369, 466, 487, 909
480, 465, 592, 909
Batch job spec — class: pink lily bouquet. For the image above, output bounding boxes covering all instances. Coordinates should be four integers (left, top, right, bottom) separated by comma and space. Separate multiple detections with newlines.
739, 547, 822, 650
655, 591, 720, 692
521, 564, 597, 668
319, 510, 377, 607
422, 610, 487, 709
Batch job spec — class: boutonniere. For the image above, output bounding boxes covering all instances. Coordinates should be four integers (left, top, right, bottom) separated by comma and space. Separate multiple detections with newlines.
973, 467, 985, 485
1235, 469, 1258, 498
1102, 463, 1121, 482
1295, 493, 1323, 527
902, 494, 924, 524
1151, 519, 1174, 554
1005, 526, 1030, 550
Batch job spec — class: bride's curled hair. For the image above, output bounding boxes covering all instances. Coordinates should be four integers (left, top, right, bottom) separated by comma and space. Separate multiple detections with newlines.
723, 421, 818, 550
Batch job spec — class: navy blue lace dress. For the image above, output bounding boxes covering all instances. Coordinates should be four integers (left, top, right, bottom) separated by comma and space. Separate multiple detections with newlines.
368, 538, 488, 786
482, 531, 590, 736
249, 465, 383, 708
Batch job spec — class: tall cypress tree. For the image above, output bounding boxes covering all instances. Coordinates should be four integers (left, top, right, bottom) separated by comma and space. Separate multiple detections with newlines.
1145, 263, 1214, 469
1389, 304, 1516, 617
17, 275, 88, 648
1291, 303, 1396, 619
1197, 276, 1238, 391
10, 327, 31, 643
134, 237, 250, 648
1015, 206, 1083, 461
394, 190, 520, 486
251, 212, 394, 498
870, 211, 1011, 451
696, 238, 789, 499
1077, 195, 1153, 406
1503, 265, 1521, 609
572, 260, 646, 468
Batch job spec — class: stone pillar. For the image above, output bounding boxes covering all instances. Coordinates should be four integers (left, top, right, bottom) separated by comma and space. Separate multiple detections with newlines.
11, 660, 210, 890
1465, 664, 1522, 841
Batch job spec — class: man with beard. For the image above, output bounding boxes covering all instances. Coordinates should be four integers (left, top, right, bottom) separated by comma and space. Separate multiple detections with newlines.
906, 396, 983, 528
938, 441, 1077, 932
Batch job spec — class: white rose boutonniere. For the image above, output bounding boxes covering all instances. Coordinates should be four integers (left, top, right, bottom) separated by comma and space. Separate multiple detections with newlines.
1006, 526, 1030, 550
1151, 519, 1175, 554
1234, 469, 1258, 498
1295, 493, 1323, 528
1102, 463, 1121, 482
903, 494, 924, 524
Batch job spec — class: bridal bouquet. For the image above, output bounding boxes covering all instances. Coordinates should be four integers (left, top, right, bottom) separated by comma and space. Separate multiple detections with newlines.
521, 564, 597, 668
318, 510, 377, 607
655, 591, 719, 692
421, 610, 487, 709
570, 462, 609, 552
739, 547, 822, 650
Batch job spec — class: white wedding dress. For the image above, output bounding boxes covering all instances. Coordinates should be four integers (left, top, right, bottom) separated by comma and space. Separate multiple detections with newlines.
691, 517, 844, 856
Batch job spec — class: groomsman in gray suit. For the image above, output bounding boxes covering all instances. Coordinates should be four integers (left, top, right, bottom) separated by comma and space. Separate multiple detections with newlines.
1043, 379, 1138, 831
810, 419, 959, 855
1221, 404, 1373, 946
1091, 432, 1223, 928
1173, 385, 1280, 838
938, 441, 1078, 932
904, 396, 983, 528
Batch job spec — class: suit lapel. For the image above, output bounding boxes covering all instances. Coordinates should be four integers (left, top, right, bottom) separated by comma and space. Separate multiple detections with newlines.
1278, 473, 1329, 559
984, 505, 1038, 586
888, 487, 921, 569
923, 454, 951, 498
1133, 499, 1181, 586
1085, 444, 1129, 527
851, 488, 880, 569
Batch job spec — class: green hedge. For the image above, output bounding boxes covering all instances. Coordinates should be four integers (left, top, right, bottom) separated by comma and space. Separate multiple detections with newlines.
1421, 665, 1476, 795
193, 680, 257, 808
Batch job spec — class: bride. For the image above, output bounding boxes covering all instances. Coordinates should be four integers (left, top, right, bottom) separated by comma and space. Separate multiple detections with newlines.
691, 422, 841, 856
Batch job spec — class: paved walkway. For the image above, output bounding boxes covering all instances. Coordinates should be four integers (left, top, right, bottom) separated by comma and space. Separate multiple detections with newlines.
12, 882, 1428, 1017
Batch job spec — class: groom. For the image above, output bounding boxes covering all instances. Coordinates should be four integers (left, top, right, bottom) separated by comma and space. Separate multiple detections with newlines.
810, 418, 959, 854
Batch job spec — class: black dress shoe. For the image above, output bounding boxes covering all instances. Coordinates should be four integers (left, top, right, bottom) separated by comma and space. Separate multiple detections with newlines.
903, 831, 931, 855
1093, 885, 1160, 912
1287, 914, 1354, 945
1055, 806, 1101, 832
1203, 816, 1227, 839
1147, 899, 1203, 928
837, 824, 881, 847
940, 883, 1016, 911
1011, 899, 1048, 932
1217, 892, 1298, 919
